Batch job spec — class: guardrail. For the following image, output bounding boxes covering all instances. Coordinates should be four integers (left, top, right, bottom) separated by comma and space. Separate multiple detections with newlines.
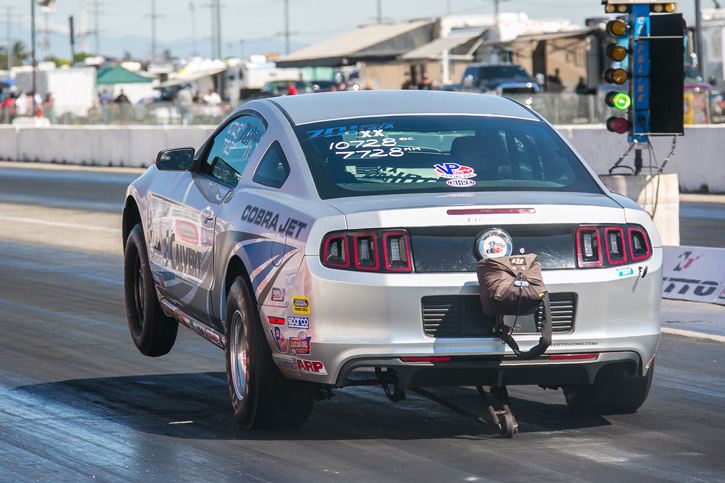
2, 91, 723, 126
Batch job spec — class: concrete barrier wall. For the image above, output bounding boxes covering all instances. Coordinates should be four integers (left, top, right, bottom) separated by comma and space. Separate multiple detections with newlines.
0, 123, 723, 191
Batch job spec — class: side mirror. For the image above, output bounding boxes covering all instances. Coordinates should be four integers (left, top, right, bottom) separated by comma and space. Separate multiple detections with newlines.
156, 147, 194, 171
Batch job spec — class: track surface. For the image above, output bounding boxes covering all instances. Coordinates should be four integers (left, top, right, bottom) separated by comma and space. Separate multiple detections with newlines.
0, 164, 723, 482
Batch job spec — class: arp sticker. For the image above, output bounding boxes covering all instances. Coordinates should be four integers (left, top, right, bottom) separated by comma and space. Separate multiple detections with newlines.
616, 267, 635, 277
292, 296, 310, 314
296, 359, 327, 375
446, 179, 476, 187
288, 316, 309, 329
270, 326, 288, 352
434, 163, 476, 179
288, 332, 311, 355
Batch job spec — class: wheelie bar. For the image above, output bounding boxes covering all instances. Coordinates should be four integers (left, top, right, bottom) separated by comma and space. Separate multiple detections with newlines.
411, 385, 519, 438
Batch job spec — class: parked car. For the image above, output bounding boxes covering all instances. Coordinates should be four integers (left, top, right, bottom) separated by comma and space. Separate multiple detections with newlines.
458, 63, 541, 95
122, 90, 661, 432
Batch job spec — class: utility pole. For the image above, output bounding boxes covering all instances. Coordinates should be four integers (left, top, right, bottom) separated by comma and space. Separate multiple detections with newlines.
188, 1, 198, 57
284, 0, 290, 54
31, 0, 37, 115
695, 0, 704, 76
69, 16, 76, 62
147, 0, 164, 63
91, 0, 101, 56
377, 0, 382, 23
215, 0, 222, 59
6, 6, 11, 71
79, 0, 88, 53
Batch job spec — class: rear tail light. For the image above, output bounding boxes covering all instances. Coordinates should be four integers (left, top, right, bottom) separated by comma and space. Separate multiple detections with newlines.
605, 227, 627, 264
628, 227, 651, 260
353, 233, 379, 270
383, 231, 412, 271
322, 229, 413, 273
576, 224, 651, 268
576, 227, 602, 266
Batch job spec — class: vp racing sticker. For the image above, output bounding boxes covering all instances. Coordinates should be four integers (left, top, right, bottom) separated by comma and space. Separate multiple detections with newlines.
435, 163, 477, 179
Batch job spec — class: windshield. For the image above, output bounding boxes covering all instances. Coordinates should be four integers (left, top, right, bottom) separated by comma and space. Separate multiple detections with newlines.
480, 66, 531, 80
294, 115, 600, 200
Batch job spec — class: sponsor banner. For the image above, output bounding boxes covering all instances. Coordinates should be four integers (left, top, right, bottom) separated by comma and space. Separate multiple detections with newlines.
288, 316, 309, 329
662, 246, 725, 305
296, 359, 327, 375
288, 332, 311, 355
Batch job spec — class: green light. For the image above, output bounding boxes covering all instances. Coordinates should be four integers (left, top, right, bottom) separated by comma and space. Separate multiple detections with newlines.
612, 93, 631, 110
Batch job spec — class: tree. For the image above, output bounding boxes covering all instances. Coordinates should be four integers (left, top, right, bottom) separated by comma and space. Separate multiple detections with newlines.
10, 41, 31, 66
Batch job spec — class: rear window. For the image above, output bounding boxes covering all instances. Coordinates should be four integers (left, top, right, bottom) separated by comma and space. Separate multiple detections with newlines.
293, 115, 600, 200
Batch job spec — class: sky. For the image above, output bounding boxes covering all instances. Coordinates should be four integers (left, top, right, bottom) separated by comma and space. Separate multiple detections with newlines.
0, 0, 706, 61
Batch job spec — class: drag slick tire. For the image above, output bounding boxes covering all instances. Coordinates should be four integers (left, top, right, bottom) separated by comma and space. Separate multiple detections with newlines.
124, 224, 178, 357
564, 360, 655, 414
225, 277, 315, 430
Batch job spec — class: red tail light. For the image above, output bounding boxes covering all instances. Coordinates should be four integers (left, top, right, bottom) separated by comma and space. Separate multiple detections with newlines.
576, 224, 651, 268
628, 227, 651, 260
576, 227, 602, 266
322, 230, 413, 273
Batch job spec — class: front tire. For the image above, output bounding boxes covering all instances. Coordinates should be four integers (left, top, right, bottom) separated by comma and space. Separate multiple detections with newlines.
123, 224, 178, 356
224, 277, 315, 429
564, 360, 655, 414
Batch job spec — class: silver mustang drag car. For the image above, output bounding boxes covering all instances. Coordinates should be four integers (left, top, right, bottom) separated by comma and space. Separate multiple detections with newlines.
123, 90, 661, 433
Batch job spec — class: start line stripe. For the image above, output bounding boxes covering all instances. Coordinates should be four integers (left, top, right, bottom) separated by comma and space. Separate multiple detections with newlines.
0, 215, 121, 233
662, 327, 725, 343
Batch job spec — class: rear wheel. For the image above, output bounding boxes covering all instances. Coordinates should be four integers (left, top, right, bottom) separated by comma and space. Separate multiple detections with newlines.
224, 277, 315, 429
123, 224, 178, 356
564, 360, 655, 414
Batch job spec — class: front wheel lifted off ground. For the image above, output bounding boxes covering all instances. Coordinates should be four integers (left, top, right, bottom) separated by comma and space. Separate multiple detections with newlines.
224, 277, 315, 429
123, 224, 178, 357
564, 361, 655, 414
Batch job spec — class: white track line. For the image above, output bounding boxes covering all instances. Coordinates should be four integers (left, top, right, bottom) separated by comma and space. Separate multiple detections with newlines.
662, 327, 725, 343
0, 215, 120, 233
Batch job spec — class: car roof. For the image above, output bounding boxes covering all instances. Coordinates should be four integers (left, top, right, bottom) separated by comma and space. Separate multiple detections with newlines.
255, 90, 540, 126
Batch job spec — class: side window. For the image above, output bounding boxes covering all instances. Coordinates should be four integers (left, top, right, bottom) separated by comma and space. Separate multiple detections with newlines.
253, 141, 290, 189
204, 115, 266, 184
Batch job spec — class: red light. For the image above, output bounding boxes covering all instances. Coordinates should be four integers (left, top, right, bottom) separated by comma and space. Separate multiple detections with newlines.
268, 317, 285, 325
548, 354, 597, 360
447, 208, 536, 215
400, 357, 451, 362
607, 116, 630, 134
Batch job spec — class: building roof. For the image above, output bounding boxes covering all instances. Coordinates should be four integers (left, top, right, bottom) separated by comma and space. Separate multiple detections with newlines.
96, 65, 153, 85
276, 19, 435, 68
401, 32, 485, 61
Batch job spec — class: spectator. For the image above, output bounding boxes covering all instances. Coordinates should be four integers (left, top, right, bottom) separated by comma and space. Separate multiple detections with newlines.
176, 84, 194, 125
204, 88, 222, 104
43, 92, 56, 124
1, 92, 15, 123
418, 73, 432, 90
364, 81, 373, 90
114, 89, 132, 124
287, 81, 298, 96
99, 89, 111, 123
547, 68, 563, 93
15, 91, 27, 117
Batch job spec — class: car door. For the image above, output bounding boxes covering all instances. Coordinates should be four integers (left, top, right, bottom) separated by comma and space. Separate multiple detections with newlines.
159, 113, 267, 324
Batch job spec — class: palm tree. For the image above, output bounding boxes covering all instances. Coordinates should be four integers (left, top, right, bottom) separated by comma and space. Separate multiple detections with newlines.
11, 41, 31, 66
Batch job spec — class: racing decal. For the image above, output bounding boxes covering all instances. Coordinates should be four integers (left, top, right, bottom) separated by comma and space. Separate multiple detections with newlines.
286, 273, 297, 286
306, 123, 394, 139
296, 359, 327, 375
270, 326, 288, 352
288, 332, 311, 355
241, 205, 308, 239
434, 163, 477, 179
662, 246, 725, 305
292, 296, 310, 314
167, 232, 204, 280
616, 267, 635, 277
273, 354, 297, 370
271, 287, 285, 303
288, 316, 309, 329
268, 317, 285, 325
446, 179, 476, 187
